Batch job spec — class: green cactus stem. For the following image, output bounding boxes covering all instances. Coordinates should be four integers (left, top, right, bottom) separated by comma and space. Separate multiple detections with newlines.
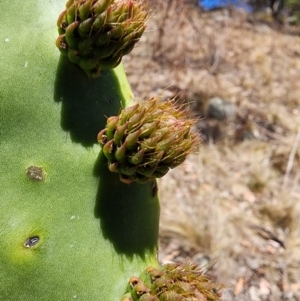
98, 97, 198, 184
56, 0, 148, 77
0, 1, 158, 300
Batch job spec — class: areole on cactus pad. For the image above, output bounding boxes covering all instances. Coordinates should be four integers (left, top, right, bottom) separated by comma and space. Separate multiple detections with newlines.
0, 0, 221, 300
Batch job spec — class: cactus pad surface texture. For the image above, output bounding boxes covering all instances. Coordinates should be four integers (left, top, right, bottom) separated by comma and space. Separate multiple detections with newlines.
0, 1, 159, 300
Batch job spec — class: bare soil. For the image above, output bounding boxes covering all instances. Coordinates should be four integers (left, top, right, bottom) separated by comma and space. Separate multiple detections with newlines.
124, 1, 300, 300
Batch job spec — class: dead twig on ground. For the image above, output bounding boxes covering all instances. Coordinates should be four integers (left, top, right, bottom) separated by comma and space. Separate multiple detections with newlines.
283, 126, 300, 187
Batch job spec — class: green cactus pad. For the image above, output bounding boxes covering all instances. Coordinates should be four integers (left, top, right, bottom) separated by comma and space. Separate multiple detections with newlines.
0, 1, 159, 300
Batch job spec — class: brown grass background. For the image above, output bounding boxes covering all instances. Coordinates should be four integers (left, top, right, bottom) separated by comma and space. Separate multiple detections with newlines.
124, 1, 300, 300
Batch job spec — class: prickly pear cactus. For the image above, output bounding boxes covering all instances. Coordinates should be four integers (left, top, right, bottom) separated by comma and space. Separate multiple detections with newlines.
0, 1, 158, 300
0, 0, 221, 300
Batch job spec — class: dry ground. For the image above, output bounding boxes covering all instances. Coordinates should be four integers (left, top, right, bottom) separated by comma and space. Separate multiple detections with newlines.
124, 1, 300, 300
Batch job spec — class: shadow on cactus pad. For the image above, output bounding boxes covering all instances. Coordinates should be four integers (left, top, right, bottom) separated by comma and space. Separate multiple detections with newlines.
54, 55, 127, 147
94, 153, 159, 257
93, 152, 160, 258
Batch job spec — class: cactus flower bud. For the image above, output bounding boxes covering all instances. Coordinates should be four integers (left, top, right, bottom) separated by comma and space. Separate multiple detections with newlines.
56, 0, 148, 77
122, 263, 222, 301
98, 97, 199, 184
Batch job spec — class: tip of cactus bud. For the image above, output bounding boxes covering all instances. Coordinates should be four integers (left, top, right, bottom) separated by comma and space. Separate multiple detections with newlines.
98, 96, 199, 183
121, 263, 222, 301
56, 0, 149, 77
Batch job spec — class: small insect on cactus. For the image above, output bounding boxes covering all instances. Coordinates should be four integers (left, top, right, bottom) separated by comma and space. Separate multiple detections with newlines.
0, 0, 222, 300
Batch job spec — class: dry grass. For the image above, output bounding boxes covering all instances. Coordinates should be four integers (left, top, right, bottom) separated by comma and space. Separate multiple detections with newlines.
124, 1, 300, 299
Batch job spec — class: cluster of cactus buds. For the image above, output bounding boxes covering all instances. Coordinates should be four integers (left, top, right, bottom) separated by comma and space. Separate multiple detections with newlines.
56, 0, 148, 77
121, 263, 222, 301
97, 97, 198, 184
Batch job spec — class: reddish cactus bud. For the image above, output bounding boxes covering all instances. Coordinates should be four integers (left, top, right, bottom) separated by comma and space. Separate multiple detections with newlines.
122, 263, 222, 301
98, 97, 199, 184
56, 0, 148, 77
